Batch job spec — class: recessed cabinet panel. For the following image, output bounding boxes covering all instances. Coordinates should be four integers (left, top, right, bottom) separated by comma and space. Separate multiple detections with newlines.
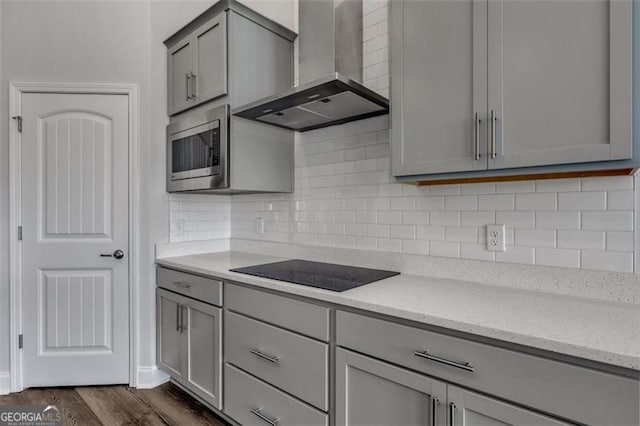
448, 386, 569, 426
488, 0, 632, 169
194, 14, 228, 104
157, 290, 186, 380
391, 0, 487, 176
168, 40, 193, 115
336, 348, 447, 426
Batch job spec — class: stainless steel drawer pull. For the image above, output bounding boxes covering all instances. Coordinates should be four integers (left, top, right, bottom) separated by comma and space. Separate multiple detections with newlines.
173, 281, 191, 289
431, 397, 440, 426
449, 402, 456, 426
186, 73, 191, 101
250, 408, 279, 426
414, 350, 474, 372
190, 72, 197, 99
176, 304, 181, 332
250, 349, 280, 364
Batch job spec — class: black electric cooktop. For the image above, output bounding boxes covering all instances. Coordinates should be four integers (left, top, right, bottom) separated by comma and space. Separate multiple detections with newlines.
230, 259, 399, 292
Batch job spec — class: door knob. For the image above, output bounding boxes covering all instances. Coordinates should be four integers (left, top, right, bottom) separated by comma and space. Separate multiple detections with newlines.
100, 249, 125, 259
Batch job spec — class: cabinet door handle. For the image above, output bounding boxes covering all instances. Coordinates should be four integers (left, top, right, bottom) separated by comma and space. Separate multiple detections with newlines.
186, 73, 191, 100
449, 402, 456, 426
474, 112, 481, 161
431, 397, 440, 426
173, 281, 191, 289
190, 72, 197, 99
414, 350, 474, 372
490, 109, 497, 159
176, 304, 181, 332
180, 305, 187, 333
250, 349, 280, 364
250, 408, 279, 426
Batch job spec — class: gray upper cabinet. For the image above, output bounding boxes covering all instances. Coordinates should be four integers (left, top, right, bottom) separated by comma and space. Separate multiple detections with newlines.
391, 0, 633, 177
336, 348, 448, 426
487, 0, 632, 169
391, 0, 488, 176
167, 12, 228, 115
448, 386, 569, 426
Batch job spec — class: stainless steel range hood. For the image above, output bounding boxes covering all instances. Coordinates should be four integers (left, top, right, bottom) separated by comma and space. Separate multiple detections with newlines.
232, 0, 389, 132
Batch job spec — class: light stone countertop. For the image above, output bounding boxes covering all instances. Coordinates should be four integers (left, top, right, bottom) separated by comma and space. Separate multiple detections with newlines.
156, 251, 640, 371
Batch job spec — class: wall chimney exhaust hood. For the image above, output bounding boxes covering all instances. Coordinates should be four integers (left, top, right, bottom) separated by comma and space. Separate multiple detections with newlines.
232, 0, 389, 132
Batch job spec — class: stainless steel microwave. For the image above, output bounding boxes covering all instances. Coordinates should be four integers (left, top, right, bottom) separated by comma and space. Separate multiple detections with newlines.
167, 105, 228, 192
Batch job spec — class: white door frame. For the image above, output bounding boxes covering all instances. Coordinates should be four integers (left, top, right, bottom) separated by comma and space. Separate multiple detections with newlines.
8, 82, 140, 392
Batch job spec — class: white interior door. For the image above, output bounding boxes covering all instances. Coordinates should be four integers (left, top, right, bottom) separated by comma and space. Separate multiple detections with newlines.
20, 92, 130, 387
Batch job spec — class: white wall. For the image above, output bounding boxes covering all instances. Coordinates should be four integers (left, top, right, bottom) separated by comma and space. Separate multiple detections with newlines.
0, 0, 297, 387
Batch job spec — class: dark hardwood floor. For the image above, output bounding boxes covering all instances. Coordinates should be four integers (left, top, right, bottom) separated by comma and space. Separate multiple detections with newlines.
0, 382, 229, 425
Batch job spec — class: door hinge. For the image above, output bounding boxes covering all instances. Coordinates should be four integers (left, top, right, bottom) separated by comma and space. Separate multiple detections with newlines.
12, 115, 22, 133
18, 334, 23, 349
17, 226, 22, 241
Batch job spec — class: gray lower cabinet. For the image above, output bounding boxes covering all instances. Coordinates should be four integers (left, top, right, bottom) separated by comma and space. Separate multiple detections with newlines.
336, 348, 447, 426
157, 288, 222, 409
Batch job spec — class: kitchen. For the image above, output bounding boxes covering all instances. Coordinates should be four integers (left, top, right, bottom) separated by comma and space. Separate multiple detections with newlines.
0, 0, 638, 425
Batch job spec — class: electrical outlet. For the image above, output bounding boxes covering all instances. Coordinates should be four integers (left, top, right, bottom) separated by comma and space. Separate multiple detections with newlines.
486, 224, 506, 252
174, 219, 185, 236
255, 217, 265, 234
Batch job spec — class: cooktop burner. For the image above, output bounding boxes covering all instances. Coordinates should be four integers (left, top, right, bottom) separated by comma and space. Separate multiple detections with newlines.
230, 259, 399, 292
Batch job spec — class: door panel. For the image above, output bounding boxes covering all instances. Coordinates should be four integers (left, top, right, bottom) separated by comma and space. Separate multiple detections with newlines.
336, 348, 447, 426
448, 386, 569, 426
21, 92, 129, 387
488, 0, 632, 169
193, 13, 227, 103
185, 300, 222, 409
391, 0, 487, 176
168, 39, 193, 114
157, 290, 184, 381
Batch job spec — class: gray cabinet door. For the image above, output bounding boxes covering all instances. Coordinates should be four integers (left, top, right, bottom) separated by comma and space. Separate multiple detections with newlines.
184, 298, 223, 409
167, 38, 194, 115
448, 386, 569, 426
336, 348, 447, 426
391, 0, 488, 176
487, 0, 632, 169
156, 289, 186, 381
192, 13, 228, 105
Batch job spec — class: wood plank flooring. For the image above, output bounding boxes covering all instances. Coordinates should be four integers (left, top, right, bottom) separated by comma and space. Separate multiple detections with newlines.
0, 382, 228, 426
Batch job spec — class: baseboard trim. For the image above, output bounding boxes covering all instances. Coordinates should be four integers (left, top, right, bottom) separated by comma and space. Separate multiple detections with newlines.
136, 366, 170, 389
0, 372, 10, 395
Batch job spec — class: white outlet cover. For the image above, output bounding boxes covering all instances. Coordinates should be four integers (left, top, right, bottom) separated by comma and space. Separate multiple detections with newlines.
486, 224, 506, 252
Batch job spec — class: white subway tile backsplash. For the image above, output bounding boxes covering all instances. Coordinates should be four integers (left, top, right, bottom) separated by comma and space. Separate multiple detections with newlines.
557, 230, 605, 250
430, 241, 461, 258
535, 247, 581, 269
515, 229, 556, 248
582, 211, 634, 231
558, 192, 606, 211
536, 211, 581, 230
495, 211, 535, 229
478, 194, 515, 211
607, 190, 635, 210
516, 193, 557, 211
445, 195, 477, 211
581, 250, 634, 273
581, 176, 634, 191
167, 0, 640, 275
535, 178, 581, 193
606, 231, 634, 252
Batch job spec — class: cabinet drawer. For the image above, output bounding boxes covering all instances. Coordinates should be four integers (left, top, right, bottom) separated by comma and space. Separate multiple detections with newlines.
225, 283, 330, 341
224, 363, 328, 426
336, 310, 639, 426
157, 267, 222, 306
225, 311, 328, 411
